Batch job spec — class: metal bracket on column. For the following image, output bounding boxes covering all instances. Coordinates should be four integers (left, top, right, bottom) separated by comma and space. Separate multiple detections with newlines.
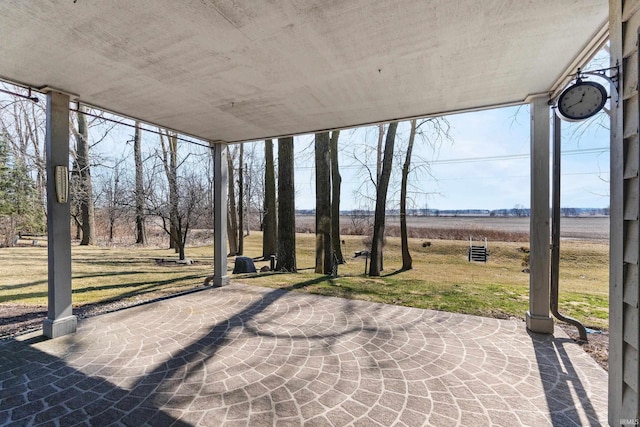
550, 63, 621, 106
579, 62, 621, 105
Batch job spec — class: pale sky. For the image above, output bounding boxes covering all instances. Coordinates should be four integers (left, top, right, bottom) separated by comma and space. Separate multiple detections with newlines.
292, 104, 610, 211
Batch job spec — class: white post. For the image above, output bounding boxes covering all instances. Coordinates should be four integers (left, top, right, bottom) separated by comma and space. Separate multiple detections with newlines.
43, 90, 77, 338
526, 95, 554, 334
212, 143, 229, 286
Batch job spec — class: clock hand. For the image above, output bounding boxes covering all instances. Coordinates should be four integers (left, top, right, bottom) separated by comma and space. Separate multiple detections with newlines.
567, 92, 586, 109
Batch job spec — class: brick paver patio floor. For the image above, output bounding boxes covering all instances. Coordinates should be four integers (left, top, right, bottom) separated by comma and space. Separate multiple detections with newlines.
0, 283, 607, 426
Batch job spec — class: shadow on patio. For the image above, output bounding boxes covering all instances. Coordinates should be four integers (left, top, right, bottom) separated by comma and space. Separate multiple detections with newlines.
0, 282, 607, 426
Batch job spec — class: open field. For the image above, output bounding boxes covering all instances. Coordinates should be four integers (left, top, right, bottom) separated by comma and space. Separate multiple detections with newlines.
296, 215, 610, 241
0, 229, 609, 334
240, 233, 609, 330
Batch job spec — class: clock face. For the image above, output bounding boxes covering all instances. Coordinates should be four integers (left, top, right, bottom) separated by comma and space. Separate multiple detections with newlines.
557, 81, 607, 121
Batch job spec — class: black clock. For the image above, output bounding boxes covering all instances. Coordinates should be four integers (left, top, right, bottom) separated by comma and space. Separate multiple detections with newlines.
556, 80, 608, 121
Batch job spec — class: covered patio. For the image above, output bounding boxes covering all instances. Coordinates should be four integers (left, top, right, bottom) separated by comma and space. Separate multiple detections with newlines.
1, 283, 607, 425
1, 0, 636, 424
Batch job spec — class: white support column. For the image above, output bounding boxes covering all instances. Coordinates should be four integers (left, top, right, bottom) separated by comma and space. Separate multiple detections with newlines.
213, 143, 229, 286
526, 95, 554, 334
43, 90, 77, 338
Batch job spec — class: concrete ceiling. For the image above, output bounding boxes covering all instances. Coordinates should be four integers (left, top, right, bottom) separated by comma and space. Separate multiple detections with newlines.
0, 1, 608, 143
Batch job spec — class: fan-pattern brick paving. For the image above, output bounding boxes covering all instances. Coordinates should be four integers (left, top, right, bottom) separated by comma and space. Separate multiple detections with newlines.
0, 283, 607, 426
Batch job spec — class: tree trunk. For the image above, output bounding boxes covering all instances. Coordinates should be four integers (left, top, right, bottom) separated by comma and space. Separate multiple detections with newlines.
108, 170, 120, 244
109, 218, 115, 243
169, 135, 179, 253
330, 130, 345, 264
375, 124, 386, 270
176, 218, 186, 260
315, 132, 332, 274
169, 225, 177, 249
227, 149, 239, 256
160, 131, 179, 252
238, 143, 244, 255
400, 120, 416, 271
262, 139, 277, 259
376, 124, 385, 182
134, 121, 146, 245
245, 164, 251, 236
75, 220, 81, 240
75, 107, 95, 246
276, 137, 296, 272
369, 122, 398, 276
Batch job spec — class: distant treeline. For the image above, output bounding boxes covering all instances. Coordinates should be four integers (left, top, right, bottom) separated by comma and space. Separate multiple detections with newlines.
296, 207, 610, 217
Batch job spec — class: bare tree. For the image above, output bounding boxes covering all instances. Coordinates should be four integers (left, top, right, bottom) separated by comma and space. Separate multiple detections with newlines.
172, 173, 208, 260
235, 142, 264, 233
150, 133, 209, 260
512, 204, 527, 217
276, 137, 296, 272
369, 122, 398, 276
349, 125, 387, 217
148, 168, 207, 260
377, 124, 385, 181
71, 106, 96, 245
262, 139, 277, 259
400, 120, 417, 270
227, 146, 239, 256
134, 121, 146, 245
243, 144, 259, 234
159, 130, 179, 252
315, 132, 332, 274
238, 143, 244, 255
398, 117, 452, 270
330, 130, 345, 264
99, 159, 126, 243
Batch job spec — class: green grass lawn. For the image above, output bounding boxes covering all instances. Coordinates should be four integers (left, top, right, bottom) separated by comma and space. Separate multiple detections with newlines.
0, 232, 609, 330
0, 244, 213, 306
239, 233, 608, 330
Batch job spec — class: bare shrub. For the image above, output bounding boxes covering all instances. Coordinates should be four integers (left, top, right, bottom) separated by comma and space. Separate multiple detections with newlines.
381, 224, 528, 242
296, 224, 315, 234
189, 229, 214, 246
347, 211, 373, 235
